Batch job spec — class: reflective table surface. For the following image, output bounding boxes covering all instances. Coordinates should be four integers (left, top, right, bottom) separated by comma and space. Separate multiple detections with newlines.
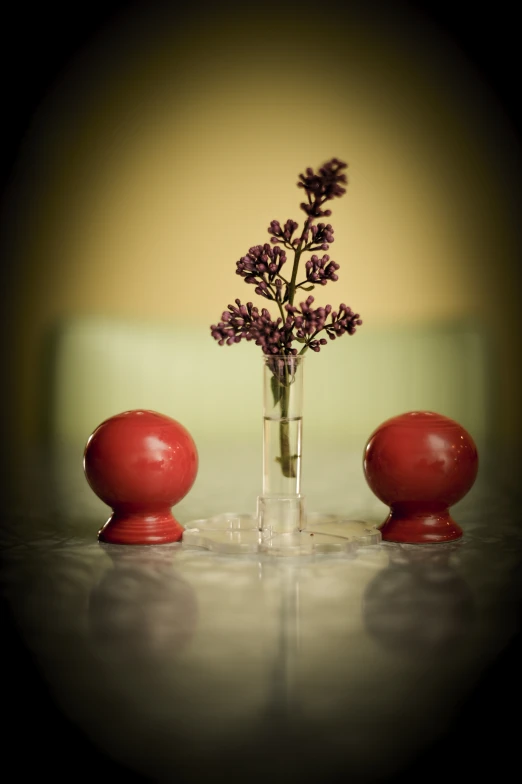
1, 443, 521, 783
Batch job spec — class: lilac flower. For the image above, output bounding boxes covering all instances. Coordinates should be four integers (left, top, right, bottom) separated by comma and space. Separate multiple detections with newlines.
210, 157, 361, 356
236, 244, 287, 301
210, 299, 259, 345
252, 309, 297, 355
284, 296, 362, 352
210, 300, 297, 355
210, 158, 361, 482
286, 297, 329, 336
268, 219, 300, 247
310, 223, 335, 248
305, 254, 340, 285
297, 158, 348, 219
326, 304, 363, 339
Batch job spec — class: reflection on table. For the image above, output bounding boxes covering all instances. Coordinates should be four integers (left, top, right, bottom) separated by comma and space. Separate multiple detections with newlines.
1, 445, 521, 782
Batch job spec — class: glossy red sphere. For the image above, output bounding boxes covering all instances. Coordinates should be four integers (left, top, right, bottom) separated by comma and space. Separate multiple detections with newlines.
363, 411, 478, 543
84, 410, 198, 545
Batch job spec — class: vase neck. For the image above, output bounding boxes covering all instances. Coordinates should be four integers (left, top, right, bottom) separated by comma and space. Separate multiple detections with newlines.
262, 354, 304, 496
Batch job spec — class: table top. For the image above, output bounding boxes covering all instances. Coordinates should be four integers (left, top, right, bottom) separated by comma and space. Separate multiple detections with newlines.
1, 442, 521, 783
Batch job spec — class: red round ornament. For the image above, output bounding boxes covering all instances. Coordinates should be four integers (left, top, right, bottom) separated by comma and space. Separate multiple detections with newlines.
84, 410, 199, 545
363, 411, 478, 544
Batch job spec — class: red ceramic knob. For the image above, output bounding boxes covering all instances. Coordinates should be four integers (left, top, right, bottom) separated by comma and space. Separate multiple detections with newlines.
363, 411, 478, 543
84, 410, 198, 545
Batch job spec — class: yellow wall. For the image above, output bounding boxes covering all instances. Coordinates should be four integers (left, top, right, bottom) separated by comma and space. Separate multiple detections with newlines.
2, 3, 521, 447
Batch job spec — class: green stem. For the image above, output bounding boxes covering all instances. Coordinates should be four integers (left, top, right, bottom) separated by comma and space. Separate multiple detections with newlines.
274, 217, 313, 480
288, 219, 313, 306
287, 248, 302, 307
278, 366, 296, 478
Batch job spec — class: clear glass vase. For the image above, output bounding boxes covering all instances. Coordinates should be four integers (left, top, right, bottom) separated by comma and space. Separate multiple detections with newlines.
258, 354, 305, 536
182, 350, 381, 555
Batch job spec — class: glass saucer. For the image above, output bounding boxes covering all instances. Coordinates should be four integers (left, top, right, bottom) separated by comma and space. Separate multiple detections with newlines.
182, 512, 381, 556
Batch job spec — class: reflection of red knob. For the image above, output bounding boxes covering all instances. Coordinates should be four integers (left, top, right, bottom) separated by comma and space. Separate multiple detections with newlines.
84, 410, 198, 544
363, 411, 478, 543
89, 550, 199, 662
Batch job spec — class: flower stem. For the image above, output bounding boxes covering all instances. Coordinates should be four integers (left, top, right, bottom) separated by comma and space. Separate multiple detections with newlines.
278, 370, 296, 478
275, 223, 313, 479
287, 248, 302, 307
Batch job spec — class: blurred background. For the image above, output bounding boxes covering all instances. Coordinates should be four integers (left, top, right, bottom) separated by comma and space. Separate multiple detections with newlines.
1, 0, 521, 473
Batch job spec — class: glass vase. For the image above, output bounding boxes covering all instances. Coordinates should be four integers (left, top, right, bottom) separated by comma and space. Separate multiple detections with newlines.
257, 354, 305, 537
182, 349, 382, 556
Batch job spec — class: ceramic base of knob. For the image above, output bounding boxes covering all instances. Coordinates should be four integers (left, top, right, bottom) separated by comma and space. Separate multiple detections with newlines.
98, 510, 185, 545
379, 507, 463, 544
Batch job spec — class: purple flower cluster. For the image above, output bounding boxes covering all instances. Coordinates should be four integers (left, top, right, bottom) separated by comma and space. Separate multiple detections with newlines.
236, 244, 287, 301
298, 158, 348, 218
306, 222, 335, 249
286, 297, 362, 352
210, 299, 297, 355
211, 157, 361, 356
305, 254, 340, 285
268, 219, 300, 247
211, 296, 362, 356
269, 219, 336, 252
